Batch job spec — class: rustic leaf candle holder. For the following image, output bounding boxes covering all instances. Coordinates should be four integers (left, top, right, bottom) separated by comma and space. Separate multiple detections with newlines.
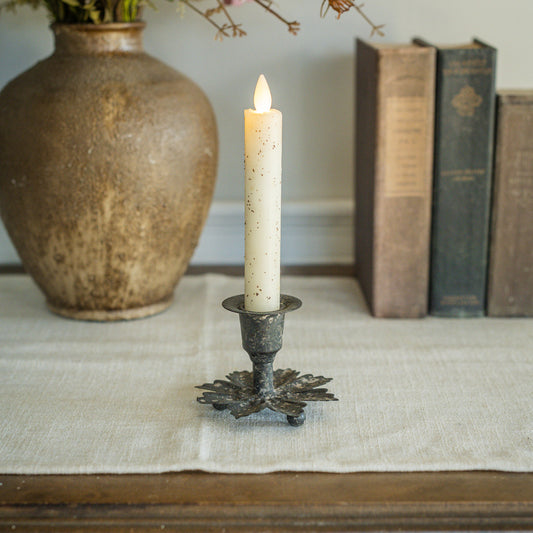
196, 294, 337, 426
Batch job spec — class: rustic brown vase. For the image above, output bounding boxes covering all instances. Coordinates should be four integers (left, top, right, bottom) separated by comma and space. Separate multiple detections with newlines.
0, 23, 218, 320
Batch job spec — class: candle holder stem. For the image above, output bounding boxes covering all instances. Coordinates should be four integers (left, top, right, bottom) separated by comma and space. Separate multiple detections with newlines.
253, 361, 275, 397
196, 294, 337, 426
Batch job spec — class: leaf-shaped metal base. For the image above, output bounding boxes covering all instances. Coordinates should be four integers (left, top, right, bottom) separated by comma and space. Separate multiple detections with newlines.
196, 294, 337, 426
196, 368, 337, 425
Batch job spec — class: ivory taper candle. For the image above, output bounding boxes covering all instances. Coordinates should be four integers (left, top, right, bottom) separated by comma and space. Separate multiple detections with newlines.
244, 74, 282, 312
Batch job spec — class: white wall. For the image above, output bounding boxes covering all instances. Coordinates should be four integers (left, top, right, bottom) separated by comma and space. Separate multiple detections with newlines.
1, 0, 532, 264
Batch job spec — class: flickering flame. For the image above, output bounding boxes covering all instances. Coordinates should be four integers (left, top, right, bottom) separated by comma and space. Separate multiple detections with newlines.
253, 74, 272, 113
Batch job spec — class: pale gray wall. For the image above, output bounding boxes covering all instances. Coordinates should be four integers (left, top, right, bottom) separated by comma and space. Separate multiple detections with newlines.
1, 0, 532, 264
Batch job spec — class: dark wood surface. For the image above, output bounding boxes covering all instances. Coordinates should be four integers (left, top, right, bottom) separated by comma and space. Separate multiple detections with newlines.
1, 472, 532, 531
1, 267, 532, 531
0, 263, 356, 277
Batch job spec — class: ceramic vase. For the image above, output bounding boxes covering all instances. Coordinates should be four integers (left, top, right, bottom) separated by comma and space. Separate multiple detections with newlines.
0, 23, 218, 320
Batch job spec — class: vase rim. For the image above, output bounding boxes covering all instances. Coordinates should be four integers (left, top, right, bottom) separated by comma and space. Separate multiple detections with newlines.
51, 21, 147, 54
51, 22, 146, 31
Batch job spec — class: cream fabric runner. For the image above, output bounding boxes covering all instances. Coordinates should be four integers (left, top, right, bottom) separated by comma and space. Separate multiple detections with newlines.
0, 274, 532, 474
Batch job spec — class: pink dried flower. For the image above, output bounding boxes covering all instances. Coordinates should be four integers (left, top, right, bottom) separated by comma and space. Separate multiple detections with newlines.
223, 0, 250, 5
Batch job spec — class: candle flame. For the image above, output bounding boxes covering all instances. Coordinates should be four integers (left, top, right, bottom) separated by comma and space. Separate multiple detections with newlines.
253, 74, 272, 113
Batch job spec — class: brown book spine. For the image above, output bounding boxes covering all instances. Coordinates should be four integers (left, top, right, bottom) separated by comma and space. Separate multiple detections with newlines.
487, 91, 533, 317
355, 40, 436, 317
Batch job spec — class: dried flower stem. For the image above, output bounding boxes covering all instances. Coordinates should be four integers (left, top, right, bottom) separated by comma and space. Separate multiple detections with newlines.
180, 0, 230, 38
0, 0, 384, 39
215, 0, 245, 37
351, 2, 384, 36
252, 0, 300, 35
321, 0, 383, 36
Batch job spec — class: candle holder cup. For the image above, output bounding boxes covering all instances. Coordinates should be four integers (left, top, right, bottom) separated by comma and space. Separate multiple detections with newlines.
196, 294, 337, 426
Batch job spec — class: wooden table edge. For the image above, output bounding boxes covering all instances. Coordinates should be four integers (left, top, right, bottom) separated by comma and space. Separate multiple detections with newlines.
1, 471, 532, 531
0, 264, 356, 277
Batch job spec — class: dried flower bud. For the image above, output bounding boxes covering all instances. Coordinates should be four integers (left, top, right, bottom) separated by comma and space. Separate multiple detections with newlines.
223, 0, 251, 5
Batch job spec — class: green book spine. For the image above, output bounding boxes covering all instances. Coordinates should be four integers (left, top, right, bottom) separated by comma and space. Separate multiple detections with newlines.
419, 39, 497, 317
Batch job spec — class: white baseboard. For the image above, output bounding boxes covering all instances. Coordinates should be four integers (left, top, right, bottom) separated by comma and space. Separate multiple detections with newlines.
0, 224, 19, 265
191, 199, 354, 265
0, 200, 354, 266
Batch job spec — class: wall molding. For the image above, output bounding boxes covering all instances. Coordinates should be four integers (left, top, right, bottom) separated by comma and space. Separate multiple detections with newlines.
0, 224, 18, 265
191, 199, 354, 265
0, 200, 354, 266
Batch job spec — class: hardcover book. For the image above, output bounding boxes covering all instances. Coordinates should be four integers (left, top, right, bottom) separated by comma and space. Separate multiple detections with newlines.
414, 38, 497, 317
355, 40, 436, 318
487, 91, 533, 317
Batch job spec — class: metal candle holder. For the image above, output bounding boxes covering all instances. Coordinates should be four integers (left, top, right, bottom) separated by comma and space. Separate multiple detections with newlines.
196, 294, 337, 426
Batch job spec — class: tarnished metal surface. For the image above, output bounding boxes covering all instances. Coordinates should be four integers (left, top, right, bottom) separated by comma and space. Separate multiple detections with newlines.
197, 368, 336, 422
197, 294, 337, 425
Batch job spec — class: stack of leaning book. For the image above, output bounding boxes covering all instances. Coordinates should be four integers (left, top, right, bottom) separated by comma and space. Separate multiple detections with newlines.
355, 38, 533, 318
